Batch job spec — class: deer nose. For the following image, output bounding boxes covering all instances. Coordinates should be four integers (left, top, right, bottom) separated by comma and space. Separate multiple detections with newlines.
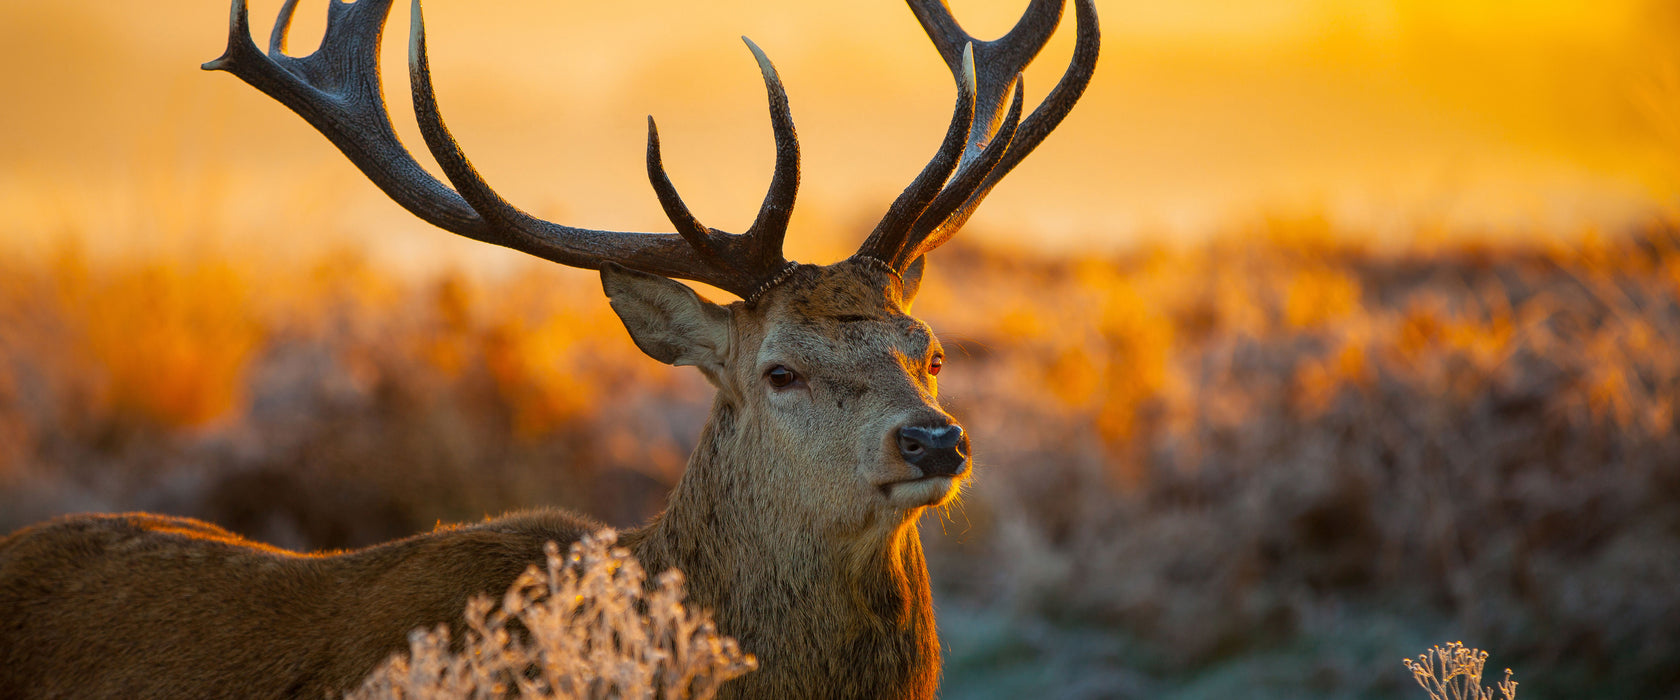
896, 424, 969, 477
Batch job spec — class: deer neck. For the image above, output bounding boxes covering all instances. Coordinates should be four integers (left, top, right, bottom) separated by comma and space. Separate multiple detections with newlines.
625, 398, 941, 699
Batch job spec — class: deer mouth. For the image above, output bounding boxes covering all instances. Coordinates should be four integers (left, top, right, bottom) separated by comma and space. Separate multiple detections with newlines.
876, 473, 962, 507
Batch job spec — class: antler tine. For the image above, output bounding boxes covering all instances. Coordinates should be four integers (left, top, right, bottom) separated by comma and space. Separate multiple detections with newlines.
268, 0, 300, 55
858, 0, 1099, 273
206, 0, 482, 233
892, 78, 1024, 269
640, 40, 798, 282
404, 3, 533, 236
741, 38, 799, 275
645, 117, 729, 268
909, 0, 1063, 169
856, 44, 977, 266
921, 0, 1100, 242
206, 0, 801, 299
405, 0, 791, 292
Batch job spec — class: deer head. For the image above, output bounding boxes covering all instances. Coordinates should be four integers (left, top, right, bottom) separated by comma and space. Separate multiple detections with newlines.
607, 258, 964, 524
204, 0, 1094, 521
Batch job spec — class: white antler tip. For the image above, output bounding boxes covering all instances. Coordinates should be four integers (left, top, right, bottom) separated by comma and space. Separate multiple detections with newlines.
742, 36, 778, 79
960, 43, 976, 94
407, 0, 428, 62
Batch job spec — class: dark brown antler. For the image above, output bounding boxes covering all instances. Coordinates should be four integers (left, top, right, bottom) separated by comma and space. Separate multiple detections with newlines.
857, 0, 1100, 271
204, 0, 798, 298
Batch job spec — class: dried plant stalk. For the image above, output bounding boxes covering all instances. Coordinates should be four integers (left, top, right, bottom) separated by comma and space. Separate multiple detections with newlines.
348, 530, 757, 700
1402, 642, 1518, 700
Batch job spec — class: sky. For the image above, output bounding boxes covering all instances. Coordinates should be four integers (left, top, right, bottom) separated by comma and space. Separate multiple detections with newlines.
0, 0, 1675, 268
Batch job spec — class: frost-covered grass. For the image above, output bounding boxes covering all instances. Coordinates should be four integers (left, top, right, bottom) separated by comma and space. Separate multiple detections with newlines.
1404, 642, 1517, 700
348, 531, 755, 700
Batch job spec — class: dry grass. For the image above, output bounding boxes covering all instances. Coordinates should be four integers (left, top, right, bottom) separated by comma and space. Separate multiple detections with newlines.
1403, 642, 1517, 700
3, 220, 1679, 697
348, 530, 756, 700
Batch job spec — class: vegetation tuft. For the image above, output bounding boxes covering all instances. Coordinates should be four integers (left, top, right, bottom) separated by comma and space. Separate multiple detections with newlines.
1404, 642, 1517, 700
348, 530, 756, 700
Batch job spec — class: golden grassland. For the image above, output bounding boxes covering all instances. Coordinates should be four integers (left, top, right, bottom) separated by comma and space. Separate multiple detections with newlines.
3, 217, 1679, 698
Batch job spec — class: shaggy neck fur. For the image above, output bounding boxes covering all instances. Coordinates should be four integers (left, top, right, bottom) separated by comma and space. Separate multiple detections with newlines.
625, 399, 941, 700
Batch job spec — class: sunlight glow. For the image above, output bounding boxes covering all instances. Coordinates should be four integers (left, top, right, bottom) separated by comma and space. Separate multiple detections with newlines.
0, 0, 1673, 260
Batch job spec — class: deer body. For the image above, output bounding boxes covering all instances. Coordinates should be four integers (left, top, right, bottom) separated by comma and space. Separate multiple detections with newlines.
0, 0, 1095, 696
0, 510, 598, 699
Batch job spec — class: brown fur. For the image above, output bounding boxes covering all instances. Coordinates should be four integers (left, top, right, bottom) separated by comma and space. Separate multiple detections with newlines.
0, 258, 959, 699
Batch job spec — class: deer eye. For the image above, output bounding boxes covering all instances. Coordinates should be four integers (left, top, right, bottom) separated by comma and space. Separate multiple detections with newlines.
766, 365, 798, 388
929, 355, 944, 376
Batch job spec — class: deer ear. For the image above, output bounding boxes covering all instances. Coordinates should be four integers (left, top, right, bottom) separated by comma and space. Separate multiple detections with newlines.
899, 255, 926, 306
601, 263, 730, 370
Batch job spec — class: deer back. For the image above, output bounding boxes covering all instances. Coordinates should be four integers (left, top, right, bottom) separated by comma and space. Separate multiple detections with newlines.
0, 510, 597, 699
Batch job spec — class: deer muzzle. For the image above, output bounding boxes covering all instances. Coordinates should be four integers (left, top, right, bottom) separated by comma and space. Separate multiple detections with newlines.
896, 423, 969, 478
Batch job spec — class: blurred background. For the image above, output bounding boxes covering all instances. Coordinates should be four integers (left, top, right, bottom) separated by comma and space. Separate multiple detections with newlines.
3, 1, 1679, 697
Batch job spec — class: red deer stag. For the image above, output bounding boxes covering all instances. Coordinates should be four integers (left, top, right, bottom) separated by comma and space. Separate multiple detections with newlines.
0, 0, 1097, 697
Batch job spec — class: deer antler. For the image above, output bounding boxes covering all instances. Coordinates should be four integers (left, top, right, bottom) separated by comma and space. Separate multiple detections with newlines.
204, 0, 799, 299
857, 0, 1100, 271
